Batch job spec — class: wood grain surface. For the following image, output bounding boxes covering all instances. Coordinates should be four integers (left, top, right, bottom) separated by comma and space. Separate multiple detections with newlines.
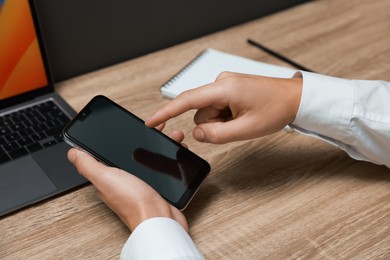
1, 0, 389, 259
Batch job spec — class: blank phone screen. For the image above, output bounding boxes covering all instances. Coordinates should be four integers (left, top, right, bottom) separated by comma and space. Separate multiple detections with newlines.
64, 96, 210, 209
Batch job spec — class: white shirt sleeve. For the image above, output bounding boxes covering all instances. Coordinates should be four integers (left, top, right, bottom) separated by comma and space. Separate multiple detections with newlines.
291, 71, 390, 168
120, 217, 204, 260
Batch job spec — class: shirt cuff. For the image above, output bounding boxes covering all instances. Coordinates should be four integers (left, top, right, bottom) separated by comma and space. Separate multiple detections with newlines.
291, 71, 354, 142
121, 217, 204, 260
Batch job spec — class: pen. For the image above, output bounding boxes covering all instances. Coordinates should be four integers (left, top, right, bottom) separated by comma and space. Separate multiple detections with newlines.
247, 38, 315, 73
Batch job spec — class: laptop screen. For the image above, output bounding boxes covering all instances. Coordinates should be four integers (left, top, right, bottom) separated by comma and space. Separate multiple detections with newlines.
0, 0, 48, 101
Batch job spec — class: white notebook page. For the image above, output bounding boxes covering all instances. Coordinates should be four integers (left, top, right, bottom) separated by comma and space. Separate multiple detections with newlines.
161, 49, 296, 98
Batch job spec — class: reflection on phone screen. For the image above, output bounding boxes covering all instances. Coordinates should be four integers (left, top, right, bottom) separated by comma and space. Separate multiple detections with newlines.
64, 96, 210, 208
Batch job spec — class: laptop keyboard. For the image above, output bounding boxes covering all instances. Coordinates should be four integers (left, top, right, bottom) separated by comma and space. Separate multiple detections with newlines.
0, 100, 71, 164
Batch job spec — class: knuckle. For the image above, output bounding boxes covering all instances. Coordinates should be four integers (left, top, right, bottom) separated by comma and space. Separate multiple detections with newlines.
207, 127, 222, 144
216, 71, 234, 81
217, 75, 241, 92
176, 91, 192, 108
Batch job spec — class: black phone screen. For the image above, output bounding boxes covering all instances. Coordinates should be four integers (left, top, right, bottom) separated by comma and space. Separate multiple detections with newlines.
63, 95, 210, 209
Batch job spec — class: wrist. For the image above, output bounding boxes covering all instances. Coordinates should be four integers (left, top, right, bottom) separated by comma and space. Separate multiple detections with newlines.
131, 196, 188, 232
127, 195, 179, 231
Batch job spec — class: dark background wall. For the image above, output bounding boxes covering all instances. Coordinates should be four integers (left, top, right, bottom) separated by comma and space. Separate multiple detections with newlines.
33, 0, 310, 82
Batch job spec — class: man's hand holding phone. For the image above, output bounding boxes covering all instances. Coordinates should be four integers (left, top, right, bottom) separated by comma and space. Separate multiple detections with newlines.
67, 128, 189, 232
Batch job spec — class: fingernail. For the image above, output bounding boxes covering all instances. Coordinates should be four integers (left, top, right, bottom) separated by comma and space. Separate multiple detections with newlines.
68, 149, 77, 163
145, 115, 155, 126
194, 127, 206, 142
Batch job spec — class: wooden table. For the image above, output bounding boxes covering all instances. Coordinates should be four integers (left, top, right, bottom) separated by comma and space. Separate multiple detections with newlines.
2, 0, 389, 258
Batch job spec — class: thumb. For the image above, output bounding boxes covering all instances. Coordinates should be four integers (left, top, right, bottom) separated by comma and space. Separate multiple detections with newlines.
67, 148, 106, 183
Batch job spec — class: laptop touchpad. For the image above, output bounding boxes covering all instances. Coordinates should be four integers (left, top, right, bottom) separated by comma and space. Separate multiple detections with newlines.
0, 157, 57, 215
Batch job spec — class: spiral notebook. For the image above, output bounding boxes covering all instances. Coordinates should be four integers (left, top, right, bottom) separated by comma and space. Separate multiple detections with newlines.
160, 48, 296, 98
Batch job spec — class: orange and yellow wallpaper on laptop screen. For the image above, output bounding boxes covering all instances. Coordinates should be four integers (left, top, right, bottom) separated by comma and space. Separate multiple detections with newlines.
0, 0, 48, 100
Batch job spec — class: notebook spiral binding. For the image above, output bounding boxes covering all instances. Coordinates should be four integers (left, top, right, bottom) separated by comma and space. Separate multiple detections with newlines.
162, 49, 211, 88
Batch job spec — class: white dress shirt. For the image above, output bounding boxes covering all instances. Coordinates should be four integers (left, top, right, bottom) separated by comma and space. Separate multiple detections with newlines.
121, 71, 390, 259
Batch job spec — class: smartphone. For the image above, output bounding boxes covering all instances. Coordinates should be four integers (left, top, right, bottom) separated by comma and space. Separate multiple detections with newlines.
63, 95, 210, 210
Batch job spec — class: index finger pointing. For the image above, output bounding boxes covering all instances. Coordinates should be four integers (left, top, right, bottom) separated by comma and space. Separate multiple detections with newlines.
146, 82, 227, 127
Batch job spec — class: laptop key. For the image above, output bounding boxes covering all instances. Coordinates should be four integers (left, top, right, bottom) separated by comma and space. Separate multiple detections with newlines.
0, 136, 6, 146
3, 141, 20, 151
18, 128, 34, 137
32, 123, 48, 133
18, 136, 33, 146
42, 140, 57, 147
30, 132, 47, 141
10, 123, 25, 132
45, 126, 63, 137
8, 147, 28, 159
5, 133, 20, 142
26, 142, 43, 153
0, 152, 10, 164
57, 114, 70, 124
54, 134, 64, 142
0, 126, 11, 135
0, 118, 11, 127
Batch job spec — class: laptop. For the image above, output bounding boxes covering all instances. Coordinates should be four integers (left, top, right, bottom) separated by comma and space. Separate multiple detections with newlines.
0, 0, 87, 217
